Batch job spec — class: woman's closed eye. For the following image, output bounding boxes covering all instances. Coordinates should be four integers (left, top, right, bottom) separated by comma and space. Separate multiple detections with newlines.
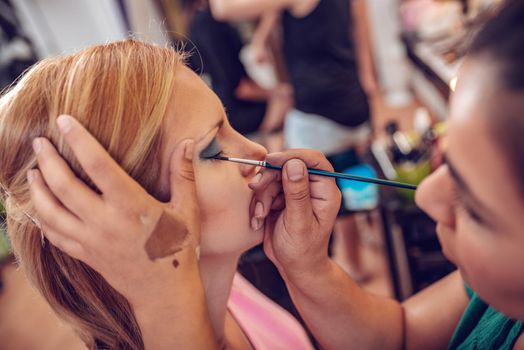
199, 137, 223, 160
451, 185, 485, 225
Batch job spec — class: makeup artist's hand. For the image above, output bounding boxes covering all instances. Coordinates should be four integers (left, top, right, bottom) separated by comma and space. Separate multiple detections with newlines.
28, 115, 202, 307
249, 150, 341, 276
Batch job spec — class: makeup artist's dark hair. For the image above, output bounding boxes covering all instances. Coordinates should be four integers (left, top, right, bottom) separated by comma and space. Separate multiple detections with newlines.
468, 0, 524, 196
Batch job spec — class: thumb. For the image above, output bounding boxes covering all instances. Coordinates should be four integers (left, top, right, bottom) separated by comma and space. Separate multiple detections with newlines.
282, 159, 314, 229
168, 139, 198, 207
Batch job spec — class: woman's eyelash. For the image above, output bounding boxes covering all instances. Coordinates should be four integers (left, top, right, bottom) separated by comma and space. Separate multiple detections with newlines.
451, 186, 484, 224
207, 149, 223, 160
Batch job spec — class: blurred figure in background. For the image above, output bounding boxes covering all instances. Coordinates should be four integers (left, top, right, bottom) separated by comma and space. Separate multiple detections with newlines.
210, 0, 379, 280
180, 0, 292, 136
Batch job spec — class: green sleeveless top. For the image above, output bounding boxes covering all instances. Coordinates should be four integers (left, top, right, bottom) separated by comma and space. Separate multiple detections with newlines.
448, 285, 522, 349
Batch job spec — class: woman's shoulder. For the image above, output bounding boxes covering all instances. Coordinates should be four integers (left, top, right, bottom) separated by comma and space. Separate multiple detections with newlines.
228, 273, 314, 350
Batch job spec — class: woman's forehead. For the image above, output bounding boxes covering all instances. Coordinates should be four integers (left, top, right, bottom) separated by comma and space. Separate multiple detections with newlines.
450, 58, 497, 121
166, 65, 224, 137
448, 60, 524, 229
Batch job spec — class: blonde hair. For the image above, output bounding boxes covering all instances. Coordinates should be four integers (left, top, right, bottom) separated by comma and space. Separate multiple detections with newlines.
0, 39, 184, 349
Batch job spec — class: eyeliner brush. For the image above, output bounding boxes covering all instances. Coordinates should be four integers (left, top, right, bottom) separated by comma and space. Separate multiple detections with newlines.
214, 156, 417, 190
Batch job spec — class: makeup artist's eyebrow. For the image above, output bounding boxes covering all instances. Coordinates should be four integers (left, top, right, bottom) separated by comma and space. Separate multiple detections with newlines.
445, 156, 493, 220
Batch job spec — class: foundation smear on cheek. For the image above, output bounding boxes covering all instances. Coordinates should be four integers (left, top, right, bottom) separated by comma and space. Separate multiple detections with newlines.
144, 211, 189, 262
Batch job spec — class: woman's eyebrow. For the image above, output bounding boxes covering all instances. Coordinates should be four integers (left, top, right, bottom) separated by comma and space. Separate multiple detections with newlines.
197, 118, 224, 144
445, 156, 493, 218
446, 158, 471, 195
213, 118, 225, 130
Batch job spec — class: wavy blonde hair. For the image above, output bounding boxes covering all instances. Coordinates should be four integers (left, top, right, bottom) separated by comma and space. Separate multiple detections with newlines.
0, 39, 184, 349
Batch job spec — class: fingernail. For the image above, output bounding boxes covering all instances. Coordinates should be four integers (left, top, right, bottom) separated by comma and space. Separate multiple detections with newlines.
251, 217, 262, 230
184, 140, 194, 161
27, 170, 35, 184
250, 173, 262, 185
286, 159, 305, 182
32, 138, 42, 154
195, 245, 201, 260
56, 115, 72, 134
255, 202, 264, 218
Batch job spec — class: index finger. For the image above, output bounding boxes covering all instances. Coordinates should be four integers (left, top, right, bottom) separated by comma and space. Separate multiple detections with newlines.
56, 114, 140, 202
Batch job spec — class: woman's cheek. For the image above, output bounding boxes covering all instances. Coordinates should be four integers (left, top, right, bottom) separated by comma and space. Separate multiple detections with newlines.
195, 166, 250, 223
197, 175, 230, 216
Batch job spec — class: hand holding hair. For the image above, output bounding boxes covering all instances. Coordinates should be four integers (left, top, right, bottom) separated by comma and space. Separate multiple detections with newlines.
28, 114, 217, 349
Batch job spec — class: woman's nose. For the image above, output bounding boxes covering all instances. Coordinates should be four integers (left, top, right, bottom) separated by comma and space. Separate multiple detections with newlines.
239, 140, 267, 177
415, 165, 456, 228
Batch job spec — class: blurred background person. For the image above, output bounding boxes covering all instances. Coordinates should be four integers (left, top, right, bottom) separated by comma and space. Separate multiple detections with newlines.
180, 0, 293, 138
209, 0, 378, 281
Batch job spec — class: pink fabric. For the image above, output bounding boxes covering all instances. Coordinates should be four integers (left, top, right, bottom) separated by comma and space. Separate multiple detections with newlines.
228, 273, 314, 350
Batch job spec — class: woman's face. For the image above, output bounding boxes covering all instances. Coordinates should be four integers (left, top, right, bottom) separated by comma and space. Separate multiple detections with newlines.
159, 65, 267, 257
416, 57, 524, 319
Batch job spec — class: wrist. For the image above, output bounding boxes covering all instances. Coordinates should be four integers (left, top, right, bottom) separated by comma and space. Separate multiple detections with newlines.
280, 259, 344, 305
279, 254, 333, 286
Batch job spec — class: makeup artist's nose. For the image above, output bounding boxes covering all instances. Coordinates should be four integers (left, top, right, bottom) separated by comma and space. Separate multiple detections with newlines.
415, 165, 456, 228
239, 141, 267, 177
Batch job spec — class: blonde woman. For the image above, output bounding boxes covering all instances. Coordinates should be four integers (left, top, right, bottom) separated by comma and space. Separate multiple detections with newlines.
0, 40, 314, 349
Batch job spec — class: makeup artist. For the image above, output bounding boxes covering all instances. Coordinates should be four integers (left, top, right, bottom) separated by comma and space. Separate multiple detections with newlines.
27, 1, 524, 349
250, 2, 524, 348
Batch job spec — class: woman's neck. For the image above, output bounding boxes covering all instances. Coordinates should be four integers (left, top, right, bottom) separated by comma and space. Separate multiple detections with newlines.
199, 251, 242, 343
